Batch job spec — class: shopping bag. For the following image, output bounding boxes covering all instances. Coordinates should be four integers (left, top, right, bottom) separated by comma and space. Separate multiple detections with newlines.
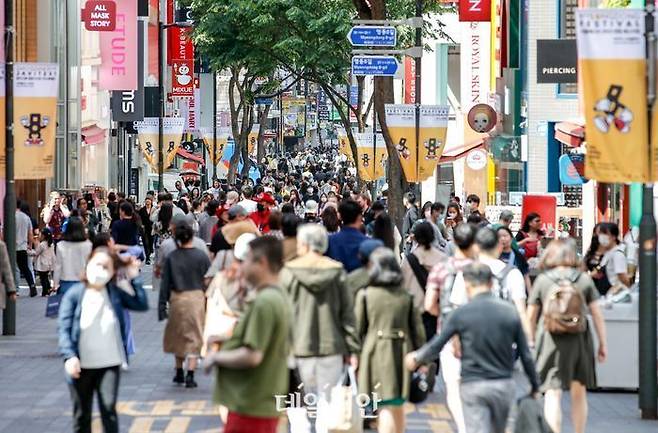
322, 367, 363, 433
45, 293, 63, 318
201, 284, 238, 357
514, 395, 552, 433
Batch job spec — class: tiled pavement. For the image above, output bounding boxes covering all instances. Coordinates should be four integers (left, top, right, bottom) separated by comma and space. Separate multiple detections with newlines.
0, 267, 657, 433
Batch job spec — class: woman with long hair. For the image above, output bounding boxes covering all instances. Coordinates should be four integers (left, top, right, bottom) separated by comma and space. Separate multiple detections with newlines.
373, 212, 401, 259
289, 189, 305, 217
444, 203, 463, 242
516, 212, 545, 260
528, 239, 607, 433
355, 247, 426, 433
159, 218, 211, 388
55, 217, 93, 295
320, 206, 340, 233
586, 222, 630, 296
58, 247, 148, 433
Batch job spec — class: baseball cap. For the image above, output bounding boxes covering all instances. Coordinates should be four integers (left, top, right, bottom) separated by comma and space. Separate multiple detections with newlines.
256, 192, 276, 206
234, 233, 257, 261
228, 204, 248, 219
305, 200, 319, 215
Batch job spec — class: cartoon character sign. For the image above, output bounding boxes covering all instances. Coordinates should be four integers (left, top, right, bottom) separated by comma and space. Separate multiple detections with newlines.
467, 104, 497, 133
176, 63, 192, 86
21, 114, 50, 146
593, 85, 633, 134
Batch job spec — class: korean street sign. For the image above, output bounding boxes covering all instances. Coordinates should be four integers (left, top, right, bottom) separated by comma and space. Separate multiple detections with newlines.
348, 26, 397, 47
351, 56, 400, 76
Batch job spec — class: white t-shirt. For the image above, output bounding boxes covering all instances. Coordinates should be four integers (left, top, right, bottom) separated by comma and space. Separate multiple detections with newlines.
602, 245, 628, 287
237, 199, 258, 214
479, 256, 527, 301
78, 288, 125, 369
623, 228, 639, 267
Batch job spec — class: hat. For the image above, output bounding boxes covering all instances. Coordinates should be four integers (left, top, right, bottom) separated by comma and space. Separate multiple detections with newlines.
358, 239, 384, 261
256, 192, 276, 206
228, 205, 249, 219
234, 233, 257, 261
304, 200, 319, 215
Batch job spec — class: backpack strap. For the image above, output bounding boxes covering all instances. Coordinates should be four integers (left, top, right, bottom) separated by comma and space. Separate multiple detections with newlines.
406, 253, 429, 291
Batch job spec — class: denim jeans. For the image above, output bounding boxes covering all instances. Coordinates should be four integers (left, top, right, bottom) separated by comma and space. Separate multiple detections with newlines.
68, 366, 121, 433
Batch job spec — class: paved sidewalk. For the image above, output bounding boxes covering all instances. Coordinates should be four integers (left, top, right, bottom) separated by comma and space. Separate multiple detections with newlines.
0, 269, 656, 433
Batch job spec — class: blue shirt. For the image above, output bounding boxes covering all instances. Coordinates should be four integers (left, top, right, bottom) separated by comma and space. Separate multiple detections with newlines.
327, 227, 368, 272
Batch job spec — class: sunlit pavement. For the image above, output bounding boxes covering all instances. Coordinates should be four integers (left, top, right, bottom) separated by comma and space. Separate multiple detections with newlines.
0, 266, 655, 433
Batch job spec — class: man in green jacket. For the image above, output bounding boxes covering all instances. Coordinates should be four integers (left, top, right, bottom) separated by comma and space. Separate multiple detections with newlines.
279, 223, 360, 428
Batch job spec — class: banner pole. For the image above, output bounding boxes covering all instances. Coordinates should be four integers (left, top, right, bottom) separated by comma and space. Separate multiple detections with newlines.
640, 2, 658, 420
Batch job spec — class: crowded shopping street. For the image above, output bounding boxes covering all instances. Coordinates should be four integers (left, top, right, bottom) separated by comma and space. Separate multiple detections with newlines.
1, 1, 658, 433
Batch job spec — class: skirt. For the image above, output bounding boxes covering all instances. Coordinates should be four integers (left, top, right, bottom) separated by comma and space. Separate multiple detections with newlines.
163, 290, 206, 358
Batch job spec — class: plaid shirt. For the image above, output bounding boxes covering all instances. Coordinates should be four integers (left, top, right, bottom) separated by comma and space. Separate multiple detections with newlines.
426, 256, 474, 296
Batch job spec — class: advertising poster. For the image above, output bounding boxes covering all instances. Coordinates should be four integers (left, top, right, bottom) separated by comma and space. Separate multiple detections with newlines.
354, 133, 388, 182
522, 195, 557, 238
99, 0, 137, 90
248, 124, 259, 155
2, 63, 59, 179
134, 117, 185, 171
418, 105, 449, 180
202, 127, 230, 165
337, 127, 354, 161
576, 9, 652, 182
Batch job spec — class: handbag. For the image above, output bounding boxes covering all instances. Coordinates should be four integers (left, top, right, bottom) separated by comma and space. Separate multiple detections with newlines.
45, 293, 63, 318
320, 367, 363, 433
408, 362, 437, 404
201, 280, 238, 357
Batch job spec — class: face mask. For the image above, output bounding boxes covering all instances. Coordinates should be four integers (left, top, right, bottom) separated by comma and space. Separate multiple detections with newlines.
598, 234, 611, 247
86, 263, 112, 287
321, 197, 327, 203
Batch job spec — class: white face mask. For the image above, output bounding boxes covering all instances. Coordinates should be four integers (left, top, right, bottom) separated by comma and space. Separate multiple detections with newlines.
86, 262, 112, 287
598, 234, 611, 247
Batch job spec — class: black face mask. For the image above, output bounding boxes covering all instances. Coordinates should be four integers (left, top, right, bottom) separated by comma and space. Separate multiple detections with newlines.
257, 203, 265, 212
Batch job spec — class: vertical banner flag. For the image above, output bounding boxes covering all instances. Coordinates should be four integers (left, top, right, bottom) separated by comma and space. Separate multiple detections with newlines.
248, 125, 259, 156
202, 127, 230, 165
2, 63, 60, 179
171, 60, 194, 97
354, 133, 388, 181
404, 57, 416, 104
459, 0, 492, 22
385, 104, 417, 181
111, 21, 145, 121
99, 0, 137, 90
418, 105, 450, 179
134, 117, 185, 170
576, 9, 652, 182
0, 66, 5, 176
337, 127, 354, 161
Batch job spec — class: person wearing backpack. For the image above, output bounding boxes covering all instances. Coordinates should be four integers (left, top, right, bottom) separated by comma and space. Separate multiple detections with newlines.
400, 222, 447, 378
527, 239, 607, 433
423, 223, 479, 433
475, 227, 531, 339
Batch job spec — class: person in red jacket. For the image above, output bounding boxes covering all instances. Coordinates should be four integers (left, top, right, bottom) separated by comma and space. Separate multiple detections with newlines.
250, 193, 276, 233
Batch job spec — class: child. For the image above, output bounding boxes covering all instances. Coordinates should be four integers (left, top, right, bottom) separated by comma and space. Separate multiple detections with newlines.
32, 228, 55, 296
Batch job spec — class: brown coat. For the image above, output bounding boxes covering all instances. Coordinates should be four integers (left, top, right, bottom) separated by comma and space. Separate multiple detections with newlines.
0, 241, 16, 310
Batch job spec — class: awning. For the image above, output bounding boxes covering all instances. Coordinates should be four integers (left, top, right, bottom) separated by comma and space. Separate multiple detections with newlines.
81, 124, 106, 146
440, 138, 485, 163
176, 148, 205, 165
555, 121, 585, 147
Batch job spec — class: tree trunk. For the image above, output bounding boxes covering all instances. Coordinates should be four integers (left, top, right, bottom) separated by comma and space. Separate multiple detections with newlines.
227, 71, 241, 183
256, 104, 271, 163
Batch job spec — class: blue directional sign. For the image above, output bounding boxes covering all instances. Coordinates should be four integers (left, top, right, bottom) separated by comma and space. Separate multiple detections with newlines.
351, 56, 400, 77
255, 97, 274, 105
348, 26, 397, 47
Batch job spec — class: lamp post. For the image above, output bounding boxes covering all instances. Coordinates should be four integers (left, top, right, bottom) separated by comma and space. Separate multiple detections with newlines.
157, 20, 193, 192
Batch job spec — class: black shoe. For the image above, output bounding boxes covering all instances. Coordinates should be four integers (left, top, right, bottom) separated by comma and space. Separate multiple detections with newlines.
185, 372, 197, 388
29, 287, 37, 298
173, 369, 184, 385
145, 258, 151, 265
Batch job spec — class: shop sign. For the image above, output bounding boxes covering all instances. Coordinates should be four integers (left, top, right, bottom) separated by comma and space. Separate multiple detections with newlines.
537, 39, 577, 84
99, 0, 137, 90
522, 195, 557, 238
466, 149, 488, 171
459, 0, 491, 22
171, 60, 194, 97
559, 153, 587, 185
404, 57, 416, 104
112, 23, 144, 121
82, 0, 116, 32
467, 104, 497, 133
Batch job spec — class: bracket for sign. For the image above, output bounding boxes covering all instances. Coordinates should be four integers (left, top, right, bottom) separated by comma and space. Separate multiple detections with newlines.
351, 47, 423, 58
352, 17, 424, 28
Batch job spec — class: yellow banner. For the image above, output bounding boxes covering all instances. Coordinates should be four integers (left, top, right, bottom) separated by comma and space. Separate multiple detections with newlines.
248, 124, 259, 155
202, 127, 230, 165
337, 127, 354, 162
577, 9, 653, 182
355, 133, 388, 181
0, 63, 59, 179
134, 118, 185, 172
385, 104, 449, 182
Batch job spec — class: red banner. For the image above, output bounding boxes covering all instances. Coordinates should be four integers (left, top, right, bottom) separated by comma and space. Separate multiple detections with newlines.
459, 0, 491, 22
169, 27, 194, 62
171, 59, 194, 97
404, 57, 416, 104
521, 195, 557, 238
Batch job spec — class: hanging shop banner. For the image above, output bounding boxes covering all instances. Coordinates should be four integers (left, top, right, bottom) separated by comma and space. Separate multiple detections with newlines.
460, 0, 491, 22
248, 125, 259, 156
1, 63, 60, 179
354, 133, 387, 182
576, 9, 652, 182
111, 22, 145, 121
337, 127, 354, 161
418, 105, 450, 179
182, 79, 200, 132
559, 153, 587, 185
171, 60, 194, 97
169, 27, 194, 65
201, 127, 230, 165
404, 57, 416, 104
384, 104, 450, 183
134, 117, 185, 171
99, 0, 137, 90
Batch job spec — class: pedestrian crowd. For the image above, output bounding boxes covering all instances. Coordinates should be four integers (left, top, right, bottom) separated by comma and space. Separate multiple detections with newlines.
0, 146, 627, 433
